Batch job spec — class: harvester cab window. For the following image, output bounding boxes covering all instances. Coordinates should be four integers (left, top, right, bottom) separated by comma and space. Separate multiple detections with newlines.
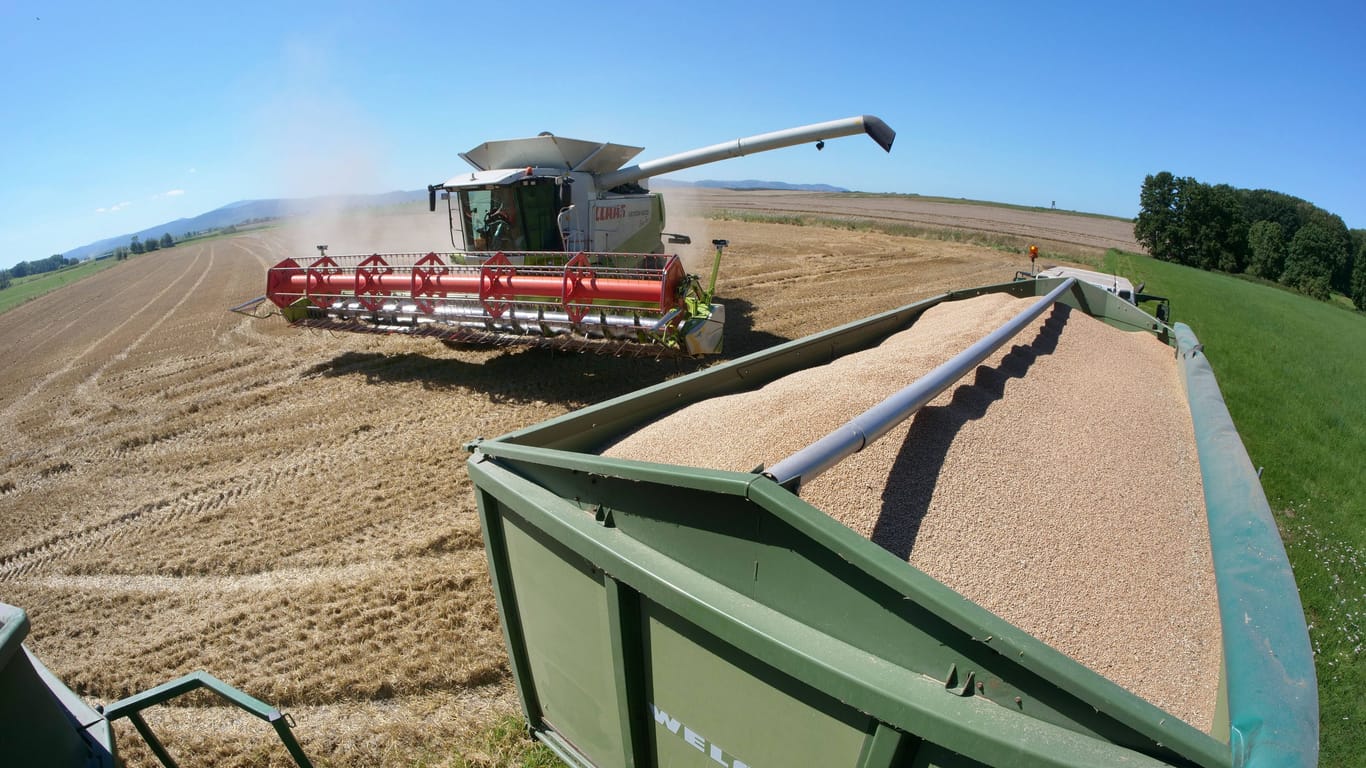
459, 183, 563, 252
460, 188, 520, 251
514, 181, 563, 252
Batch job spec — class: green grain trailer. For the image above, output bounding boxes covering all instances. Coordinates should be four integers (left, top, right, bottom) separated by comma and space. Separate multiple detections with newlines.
466, 277, 1317, 768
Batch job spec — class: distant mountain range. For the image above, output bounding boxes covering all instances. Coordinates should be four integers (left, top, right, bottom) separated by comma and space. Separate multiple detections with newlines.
63, 190, 428, 262
61, 181, 844, 261
653, 178, 849, 193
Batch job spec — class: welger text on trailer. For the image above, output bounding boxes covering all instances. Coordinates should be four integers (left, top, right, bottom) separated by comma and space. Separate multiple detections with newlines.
651, 703, 753, 767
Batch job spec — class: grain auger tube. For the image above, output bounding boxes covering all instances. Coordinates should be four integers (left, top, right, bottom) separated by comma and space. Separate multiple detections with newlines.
255, 116, 895, 356
765, 277, 1077, 491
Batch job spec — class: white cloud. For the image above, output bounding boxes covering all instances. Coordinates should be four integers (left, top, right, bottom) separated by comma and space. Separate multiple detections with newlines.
96, 201, 133, 214
153, 189, 186, 199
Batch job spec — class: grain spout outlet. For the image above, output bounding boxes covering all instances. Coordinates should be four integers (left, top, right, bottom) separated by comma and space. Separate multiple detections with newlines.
595, 115, 896, 190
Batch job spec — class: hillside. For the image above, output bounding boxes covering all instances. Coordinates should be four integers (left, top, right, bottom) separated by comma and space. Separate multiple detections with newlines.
61, 190, 429, 262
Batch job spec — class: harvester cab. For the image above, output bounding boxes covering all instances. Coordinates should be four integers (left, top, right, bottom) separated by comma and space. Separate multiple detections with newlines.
257, 116, 894, 356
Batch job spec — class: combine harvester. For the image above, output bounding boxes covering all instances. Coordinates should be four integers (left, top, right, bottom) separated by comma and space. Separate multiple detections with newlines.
465, 276, 1318, 767
254, 115, 895, 356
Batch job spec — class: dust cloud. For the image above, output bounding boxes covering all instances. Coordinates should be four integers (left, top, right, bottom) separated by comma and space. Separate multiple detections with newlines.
246, 40, 455, 262
658, 187, 722, 273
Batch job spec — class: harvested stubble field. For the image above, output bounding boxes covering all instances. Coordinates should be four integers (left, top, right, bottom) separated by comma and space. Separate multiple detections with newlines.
680, 188, 1143, 256
1, 189, 1181, 766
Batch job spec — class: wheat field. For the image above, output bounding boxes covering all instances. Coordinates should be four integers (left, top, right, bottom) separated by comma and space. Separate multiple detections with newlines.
2, 194, 1103, 765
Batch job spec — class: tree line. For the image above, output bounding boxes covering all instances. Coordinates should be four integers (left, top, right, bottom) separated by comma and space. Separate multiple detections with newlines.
0, 253, 79, 290
0, 233, 177, 291
118, 232, 176, 258
1134, 172, 1366, 309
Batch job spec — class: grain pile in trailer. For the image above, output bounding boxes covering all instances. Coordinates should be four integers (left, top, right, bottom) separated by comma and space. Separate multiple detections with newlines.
602, 292, 1221, 727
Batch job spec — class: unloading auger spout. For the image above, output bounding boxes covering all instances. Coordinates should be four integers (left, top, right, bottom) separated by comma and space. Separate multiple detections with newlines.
594, 115, 896, 189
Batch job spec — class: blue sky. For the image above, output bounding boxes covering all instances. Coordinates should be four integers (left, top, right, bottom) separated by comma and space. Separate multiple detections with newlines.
2, 1, 1363, 269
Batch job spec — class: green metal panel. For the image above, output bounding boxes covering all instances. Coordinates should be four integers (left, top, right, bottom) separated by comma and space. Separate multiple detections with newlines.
0, 650, 101, 766
476, 486, 544, 728
605, 578, 651, 768
502, 511, 627, 767
908, 742, 994, 768
643, 601, 871, 767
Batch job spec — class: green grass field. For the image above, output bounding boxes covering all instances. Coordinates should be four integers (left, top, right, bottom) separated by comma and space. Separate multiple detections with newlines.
1102, 249, 1364, 766
0, 258, 121, 314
